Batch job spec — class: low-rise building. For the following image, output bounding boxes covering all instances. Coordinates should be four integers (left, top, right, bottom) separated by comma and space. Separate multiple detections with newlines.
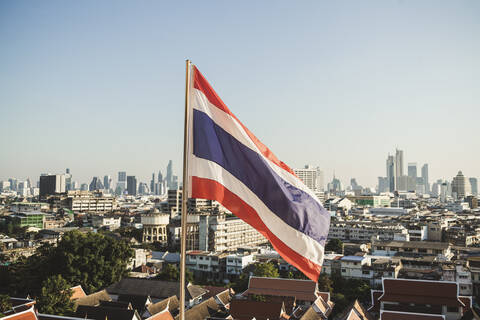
66, 190, 115, 213
91, 215, 121, 230
225, 253, 255, 275
371, 240, 453, 261
369, 278, 472, 320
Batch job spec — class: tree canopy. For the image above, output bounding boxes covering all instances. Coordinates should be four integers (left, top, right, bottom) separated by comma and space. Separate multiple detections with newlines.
325, 238, 344, 253
37, 275, 75, 316
6, 230, 134, 296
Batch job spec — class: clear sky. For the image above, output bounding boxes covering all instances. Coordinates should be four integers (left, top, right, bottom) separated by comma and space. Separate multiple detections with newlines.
0, 0, 479, 187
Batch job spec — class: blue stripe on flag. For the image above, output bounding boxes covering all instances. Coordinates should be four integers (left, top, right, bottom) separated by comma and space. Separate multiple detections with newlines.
193, 109, 330, 245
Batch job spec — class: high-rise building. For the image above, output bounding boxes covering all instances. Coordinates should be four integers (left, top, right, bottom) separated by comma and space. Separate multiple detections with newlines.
395, 149, 404, 182
293, 165, 324, 192
103, 175, 111, 191
452, 171, 470, 199
65, 168, 72, 191
127, 176, 137, 196
118, 171, 127, 183
89, 177, 104, 191
386, 155, 396, 192
469, 178, 478, 196
39, 174, 66, 199
166, 160, 173, 189
421, 164, 429, 194
150, 173, 156, 194
378, 177, 389, 193
116, 171, 127, 195
408, 163, 417, 179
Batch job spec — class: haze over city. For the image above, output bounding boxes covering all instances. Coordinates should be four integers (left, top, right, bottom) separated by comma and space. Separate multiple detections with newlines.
1, 0, 479, 186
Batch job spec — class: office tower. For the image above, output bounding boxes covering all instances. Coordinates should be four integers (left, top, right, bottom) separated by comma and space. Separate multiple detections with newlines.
158, 170, 163, 183
172, 175, 179, 189
378, 177, 389, 193
293, 165, 324, 192
150, 173, 156, 194
440, 182, 448, 202
469, 178, 478, 196
72, 181, 79, 190
89, 177, 104, 191
386, 155, 396, 192
118, 171, 127, 183
395, 149, 404, 181
65, 168, 72, 191
166, 160, 173, 189
116, 171, 127, 194
80, 183, 88, 191
452, 171, 469, 199
408, 163, 417, 179
9, 178, 17, 191
127, 176, 137, 196
421, 164, 429, 194
103, 175, 111, 191
327, 174, 343, 194
138, 182, 149, 195
39, 174, 66, 199
0, 181, 10, 192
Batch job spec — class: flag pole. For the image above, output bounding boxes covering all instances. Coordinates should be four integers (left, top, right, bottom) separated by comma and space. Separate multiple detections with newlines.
179, 59, 191, 320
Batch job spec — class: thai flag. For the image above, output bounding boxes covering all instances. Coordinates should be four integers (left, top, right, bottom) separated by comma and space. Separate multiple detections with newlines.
188, 65, 330, 281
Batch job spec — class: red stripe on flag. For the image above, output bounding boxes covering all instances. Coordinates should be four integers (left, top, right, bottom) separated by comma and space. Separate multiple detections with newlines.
192, 66, 297, 178
191, 176, 322, 282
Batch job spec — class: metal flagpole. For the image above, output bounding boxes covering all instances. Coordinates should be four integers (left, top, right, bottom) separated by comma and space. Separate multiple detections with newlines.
179, 59, 192, 320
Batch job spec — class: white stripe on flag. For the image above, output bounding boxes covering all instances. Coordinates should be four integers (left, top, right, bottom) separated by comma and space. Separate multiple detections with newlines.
191, 88, 322, 206
190, 155, 325, 266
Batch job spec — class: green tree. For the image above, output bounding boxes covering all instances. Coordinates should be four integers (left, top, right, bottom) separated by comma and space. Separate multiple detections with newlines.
325, 238, 343, 253
252, 262, 279, 278
0, 294, 12, 316
8, 231, 134, 296
317, 273, 333, 294
331, 293, 349, 317
156, 264, 193, 283
37, 275, 75, 316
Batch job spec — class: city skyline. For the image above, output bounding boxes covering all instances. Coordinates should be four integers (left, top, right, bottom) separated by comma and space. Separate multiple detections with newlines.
1, 1, 479, 186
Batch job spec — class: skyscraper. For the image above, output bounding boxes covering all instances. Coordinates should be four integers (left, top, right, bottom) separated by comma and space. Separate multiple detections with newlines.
39, 174, 66, 200
421, 164, 429, 193
118, 171, 127, 183
127, 176, 137, 196
293, 165, 324, 192
452, 171, 469, 199
378, 177, 389, 193
89, 177, 104, 191
103, 175, 111, 191
395, 149, 404, 187
408, 163, 417, 179
150, 173, 156, 194
116, 171, 127, 195
469, 177, 478, 196
166, 160, 173, 189
386, 155, 396, 192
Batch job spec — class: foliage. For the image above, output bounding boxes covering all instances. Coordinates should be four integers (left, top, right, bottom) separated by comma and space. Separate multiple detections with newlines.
0, 222, 28, 238
327, 272, 371, 317
252, 262, 279, 278
251, 294, 266, 302
231, 262, 280, 293
117, 227, 143, 243
156, 264, 193, 283
325, 238, 343, 253
37, 275, 75, 316
317, 273, 333, 294
0, 294, 12, 316
5, 230, 134, 296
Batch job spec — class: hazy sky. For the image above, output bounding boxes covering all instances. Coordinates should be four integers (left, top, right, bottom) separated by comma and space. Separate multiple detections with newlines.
0, 0, 479, 187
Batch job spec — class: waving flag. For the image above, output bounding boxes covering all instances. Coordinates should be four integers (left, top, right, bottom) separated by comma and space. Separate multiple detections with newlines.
187, 66, 330, 281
